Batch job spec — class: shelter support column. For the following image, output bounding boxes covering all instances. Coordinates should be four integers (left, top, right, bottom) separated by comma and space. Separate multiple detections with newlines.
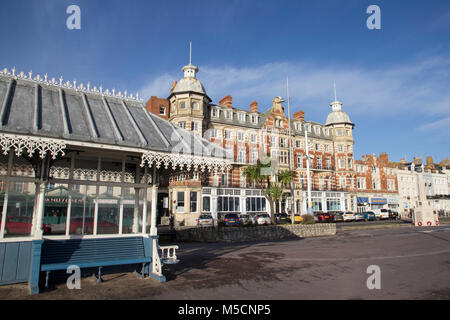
150, 165, 158, 236
33, 181, 46, 239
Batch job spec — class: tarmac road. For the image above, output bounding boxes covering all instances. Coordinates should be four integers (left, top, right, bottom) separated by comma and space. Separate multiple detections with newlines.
0, 225, 449, 300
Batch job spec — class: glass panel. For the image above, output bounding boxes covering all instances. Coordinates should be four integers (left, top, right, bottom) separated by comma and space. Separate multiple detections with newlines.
97, 186, 120, 235
100, 158, 123, 183
73, 156, 98, 181
69, 184, 96, 235
0, 154, 9, 176
43, 183, 70, 235
11, 155, 34, 177
122, 187, 136, 234
4, 181, 35, 237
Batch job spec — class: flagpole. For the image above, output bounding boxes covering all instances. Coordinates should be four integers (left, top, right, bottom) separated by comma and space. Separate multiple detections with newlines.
286, 78, 295, 224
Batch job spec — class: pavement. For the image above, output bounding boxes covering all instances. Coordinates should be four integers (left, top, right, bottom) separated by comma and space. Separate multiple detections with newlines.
0, 223, 449, 300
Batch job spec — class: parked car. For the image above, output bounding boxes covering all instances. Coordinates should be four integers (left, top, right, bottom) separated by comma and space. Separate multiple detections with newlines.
389, 210, 399, 220
354, 213, 365, 221
223, 213, 240, 226
342, 212, 355, 222
379, 208, 390, 220
320, 212, 333, 223
0, 216, 51, 235
363, 211, 377, 221
275, 213, 291, 224
331, 212, 344, 222
197, 214, 214, 227
293, 214, 304, 224
372, 209, 382, 220
239, 214, 256, 225
256, 213, 271, 225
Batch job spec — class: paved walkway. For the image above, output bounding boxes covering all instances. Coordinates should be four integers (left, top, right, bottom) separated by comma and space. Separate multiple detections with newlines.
0, 225, 449, 300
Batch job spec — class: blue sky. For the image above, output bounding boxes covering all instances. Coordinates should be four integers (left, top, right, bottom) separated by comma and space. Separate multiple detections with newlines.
0, 0, 449, 163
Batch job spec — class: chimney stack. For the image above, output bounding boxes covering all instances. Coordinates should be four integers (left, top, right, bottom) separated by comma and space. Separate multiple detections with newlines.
250, 101, 258, 112
220, 95, 233, 109
293, 110, 305, 122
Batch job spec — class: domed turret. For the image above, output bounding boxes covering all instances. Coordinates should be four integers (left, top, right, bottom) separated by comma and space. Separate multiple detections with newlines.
325, 83, 354, 127
172, 63, 206, 95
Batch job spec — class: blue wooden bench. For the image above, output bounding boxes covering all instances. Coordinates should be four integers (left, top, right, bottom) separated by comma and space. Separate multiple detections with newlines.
39, 236, 152, 289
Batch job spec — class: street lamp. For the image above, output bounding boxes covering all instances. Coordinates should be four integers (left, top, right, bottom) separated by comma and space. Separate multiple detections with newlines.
304, 126, 314, 215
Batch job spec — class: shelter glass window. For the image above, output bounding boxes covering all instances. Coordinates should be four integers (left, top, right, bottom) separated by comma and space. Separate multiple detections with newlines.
69, 184, 96, 235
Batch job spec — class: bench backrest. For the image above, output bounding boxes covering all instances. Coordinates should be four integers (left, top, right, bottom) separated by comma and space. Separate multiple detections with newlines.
41, 236, 151, 265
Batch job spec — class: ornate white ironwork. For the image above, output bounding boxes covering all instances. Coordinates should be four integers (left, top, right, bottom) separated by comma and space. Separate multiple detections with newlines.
0, 66, 143, 103
0, 134, 66, 159
49, 166, 70, 179
11, 164, 35, 177
72, 168, 97, 181
99, 170, 122, 182
140, 151, 231, 172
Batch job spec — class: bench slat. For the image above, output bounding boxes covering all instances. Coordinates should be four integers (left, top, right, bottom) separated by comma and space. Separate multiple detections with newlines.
41, 258, 149, 271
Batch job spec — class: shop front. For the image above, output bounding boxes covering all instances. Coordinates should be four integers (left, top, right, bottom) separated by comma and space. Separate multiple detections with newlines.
370, 197, 387, 210
357, 196, 369, 213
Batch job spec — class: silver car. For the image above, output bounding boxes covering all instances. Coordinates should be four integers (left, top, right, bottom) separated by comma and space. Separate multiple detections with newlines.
197, 214, 214, 227
256, 213, 272, 225
239, 214, 256, 225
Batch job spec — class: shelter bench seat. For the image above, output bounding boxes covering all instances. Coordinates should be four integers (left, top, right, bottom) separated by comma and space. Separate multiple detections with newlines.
39, 236, 152, 289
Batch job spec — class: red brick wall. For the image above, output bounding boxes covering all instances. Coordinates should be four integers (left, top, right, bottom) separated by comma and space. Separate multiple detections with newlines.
145, 96, 170, 120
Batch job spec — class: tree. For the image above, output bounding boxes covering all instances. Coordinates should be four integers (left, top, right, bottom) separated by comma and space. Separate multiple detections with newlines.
243, 161, 292, 224
278, 170, 295, 187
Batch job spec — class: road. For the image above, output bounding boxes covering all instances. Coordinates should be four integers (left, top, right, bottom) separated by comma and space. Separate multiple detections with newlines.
0, 224, 449, 300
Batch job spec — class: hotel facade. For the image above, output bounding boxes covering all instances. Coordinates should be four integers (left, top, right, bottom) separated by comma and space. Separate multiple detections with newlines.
145, 59, 402, 226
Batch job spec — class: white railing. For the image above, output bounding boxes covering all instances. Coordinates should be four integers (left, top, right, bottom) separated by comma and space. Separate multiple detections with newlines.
159, 245, 179, 263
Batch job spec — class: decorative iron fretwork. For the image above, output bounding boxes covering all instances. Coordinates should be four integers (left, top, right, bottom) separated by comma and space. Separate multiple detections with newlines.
0, 66, 143, 102
140, 151, 231, 172
0, 134, 66, 159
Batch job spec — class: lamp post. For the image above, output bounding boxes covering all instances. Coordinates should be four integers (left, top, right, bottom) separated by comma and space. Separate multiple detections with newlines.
305, 126, 313, 215
286, 78, 295, 224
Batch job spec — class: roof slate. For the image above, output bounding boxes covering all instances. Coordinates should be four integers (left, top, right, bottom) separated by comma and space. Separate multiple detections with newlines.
0, 74, 226, 158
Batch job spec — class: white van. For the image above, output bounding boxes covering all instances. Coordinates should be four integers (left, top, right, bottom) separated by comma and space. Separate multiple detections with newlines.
373, 208, 389, 220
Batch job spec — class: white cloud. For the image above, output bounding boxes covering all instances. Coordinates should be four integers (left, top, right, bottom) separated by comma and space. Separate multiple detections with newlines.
139, 56, 450, 122
419, 116, 450, 131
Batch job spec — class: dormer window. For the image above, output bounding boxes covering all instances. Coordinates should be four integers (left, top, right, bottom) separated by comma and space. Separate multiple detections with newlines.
211, 108, 218, 118
238, 112, 245, 122
251, 114, 257, 124
226, 110, 232, 120
296, 123, 302, 131
314, 126, 321, 135
159, 106, 166, 115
